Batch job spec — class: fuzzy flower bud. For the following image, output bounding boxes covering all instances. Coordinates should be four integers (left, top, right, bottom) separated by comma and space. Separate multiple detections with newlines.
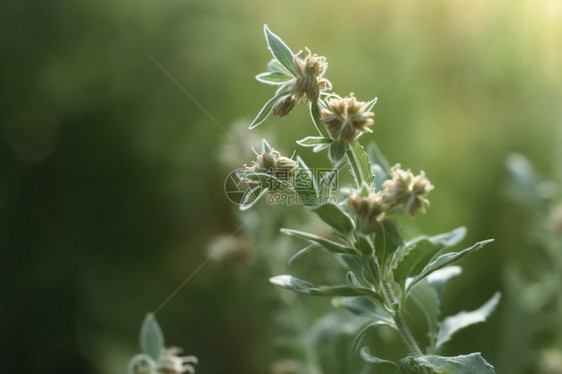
247, 149, 298, 181
157, 347, 198, 374
321, 94, 374, 142
382, 165, 434, 217
347, 189, 387, 232
272, 94, 297, 118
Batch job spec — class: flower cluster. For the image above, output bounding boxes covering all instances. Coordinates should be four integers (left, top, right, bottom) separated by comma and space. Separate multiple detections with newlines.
321, 94, 375, 142
347, 165, 434, 232
129, 347, 198, 374
272, 49, 330, 118
246, 149, 297, 181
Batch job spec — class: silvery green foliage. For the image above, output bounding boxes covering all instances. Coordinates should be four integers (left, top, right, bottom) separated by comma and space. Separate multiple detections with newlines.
241, 25, 500, 373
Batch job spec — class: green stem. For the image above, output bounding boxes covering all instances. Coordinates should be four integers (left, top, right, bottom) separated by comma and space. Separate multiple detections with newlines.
382, 281, 424, 357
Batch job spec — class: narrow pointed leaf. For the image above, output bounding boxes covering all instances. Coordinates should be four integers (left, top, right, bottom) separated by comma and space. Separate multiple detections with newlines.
393, 227, 467, 287
310, 102, 333, 138
410, 280, 440, 350
348, 139, 375, 187
374, 219, 404, 266
333, 297, 395, 326
281, 228, 356, 255
270, 275, 320, 295
288, 244, 320, 265
296, 136, 333, 147
400, 353, 496, 374
263, 25, 298, 76
139, 313, 164, 361
249, 90, 289, 129
360, 347, 401, 374
367, 142, 391, 190
310, 203, 354, 235
262, 139, 272, 153
427, 266, 462, 299
436, 292, 501, 350
255, 71, 293, 85
239, 185, 267, 211
407, 239, 494, 292
294, 156, 317, 201
329, 138, 346, 163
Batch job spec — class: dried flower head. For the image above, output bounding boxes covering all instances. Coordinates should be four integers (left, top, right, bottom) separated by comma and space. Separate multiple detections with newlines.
347, 189, 387, 232
321, 94, 374, 142
157, 347, 198, 374
382, 164, 434, 216
246, 149, 298, 181
291, 49, 330, 103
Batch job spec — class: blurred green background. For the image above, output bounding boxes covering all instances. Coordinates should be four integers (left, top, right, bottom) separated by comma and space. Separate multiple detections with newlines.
1, 0, 561, 373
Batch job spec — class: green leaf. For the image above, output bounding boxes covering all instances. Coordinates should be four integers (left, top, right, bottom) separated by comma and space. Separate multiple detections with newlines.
407, 239, 494, 292
427, 266, 462, 299
360, 347, 401, 374
270, 276, 369, 297
239, 171, 293, 191
310, 203, 355, 235
329, 138, 346, 163
239, 185, 267, 211
410, 280, 440, 351
367, 142, 391, 191
333, 296, 395, 326
263, 25, 298, 77
249, 90, 290, 129
139, 313, 164, 361
374, 219, 403, 266
393, 227, 467, 287
255, 71, 294, 85
354, 234, 375, 256
317, 284, 372, 297
310, 102, 333, 139
296, 136, 333, 147
400, 353, 496, 374
348, 140, 375, 187
294, 156, 317, 202
288, 244, 321, 265
268, 59, 291, 74
436, 292, 501, 351
270, 275, 321, 295
262, 139, 272, 153
281, 228, 356, 255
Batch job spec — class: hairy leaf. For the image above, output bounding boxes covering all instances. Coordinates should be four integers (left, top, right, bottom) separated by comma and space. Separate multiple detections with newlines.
296, 136, 333, 147
255, 71, 294, 85
239, 185, 267, 211
360, 347, 401, 373
310, 203, 355, 235
333, 297, 395, 327
348, 139, 375, 187
407, 239, 494, 292
249, 90, 290, 129
436, 292, 501, 350
263, 25, 298, 76
281, 228, 356, 255
140, 313, 164, 361
400, 353, 496, 374
329, 138, 346, 163
393, 227, 467, 287
288, 244, 321, 265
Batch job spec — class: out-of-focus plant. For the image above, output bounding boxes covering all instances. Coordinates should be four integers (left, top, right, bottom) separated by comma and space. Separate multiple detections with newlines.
128, 314, 198, 374
500, 154, 562, 374
235, 25, 501, 373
